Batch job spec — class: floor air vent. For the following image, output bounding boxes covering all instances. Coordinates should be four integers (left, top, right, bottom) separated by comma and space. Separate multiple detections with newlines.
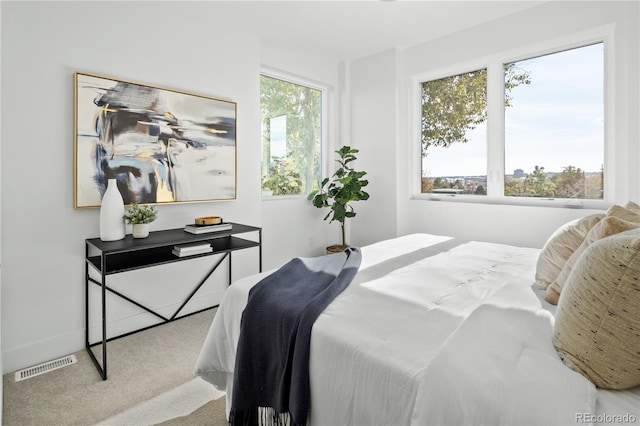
15, 354, 77, 382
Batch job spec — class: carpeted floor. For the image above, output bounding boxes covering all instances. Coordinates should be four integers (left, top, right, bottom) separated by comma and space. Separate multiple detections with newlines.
2, 309, 226, 425
156, 394, 227, 426
158, 397, 228, 426
100, 377, 227, 425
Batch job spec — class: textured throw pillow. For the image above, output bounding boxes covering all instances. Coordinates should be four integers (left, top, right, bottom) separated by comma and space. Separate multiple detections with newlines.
545, 215, 640, 304
606, 204, 640, 223
625, 200, 640, 212
534, 214, 605, 290
553, 232, 640, 390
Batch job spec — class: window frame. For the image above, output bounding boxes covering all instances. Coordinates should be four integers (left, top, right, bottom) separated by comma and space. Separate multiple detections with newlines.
410, 25, 614, 209
260, 66, 329, 200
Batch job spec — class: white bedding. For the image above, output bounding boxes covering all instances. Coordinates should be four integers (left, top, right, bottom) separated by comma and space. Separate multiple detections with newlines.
194, 233, 640, 425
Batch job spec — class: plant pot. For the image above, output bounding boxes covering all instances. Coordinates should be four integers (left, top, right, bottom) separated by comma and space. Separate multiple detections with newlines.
132, 223, 150, 238
326, 244, 348, 255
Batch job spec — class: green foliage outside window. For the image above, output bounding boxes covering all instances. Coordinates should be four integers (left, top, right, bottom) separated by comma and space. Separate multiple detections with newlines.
423, 163, 603, 198
260, 75, 321, 196
420, 65, 530, 156
420, 65, 530, 197
261, 157, 303, 196
504, 165, 603, 198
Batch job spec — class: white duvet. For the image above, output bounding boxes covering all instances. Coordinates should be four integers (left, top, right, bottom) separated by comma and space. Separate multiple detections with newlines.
195, 234, 603, 425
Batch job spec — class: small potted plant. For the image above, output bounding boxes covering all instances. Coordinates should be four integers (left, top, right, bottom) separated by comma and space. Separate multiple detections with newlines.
123, 203, 158, 238
308, 146, 369, 253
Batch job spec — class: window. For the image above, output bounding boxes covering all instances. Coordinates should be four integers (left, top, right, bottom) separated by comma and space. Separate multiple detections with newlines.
504, 44, 604, 199
260, 73, 323, 197
417, 37, 607, 205
420, 69, 488, 196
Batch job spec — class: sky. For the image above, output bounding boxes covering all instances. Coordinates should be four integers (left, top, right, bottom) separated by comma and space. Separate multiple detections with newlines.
422, 42, 604, 178
269, 115, 288, 159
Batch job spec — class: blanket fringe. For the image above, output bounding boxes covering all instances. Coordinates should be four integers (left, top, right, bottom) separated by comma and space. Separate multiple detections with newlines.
259, 407, 292, 426
230, 407, 295, 426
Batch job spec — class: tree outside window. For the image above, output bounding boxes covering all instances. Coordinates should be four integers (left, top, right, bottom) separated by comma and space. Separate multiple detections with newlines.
261, 75, 322, 197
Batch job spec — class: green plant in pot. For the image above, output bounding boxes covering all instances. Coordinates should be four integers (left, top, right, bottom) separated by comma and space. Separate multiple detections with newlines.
308, 146, 369, 254
123, 203, 158, 238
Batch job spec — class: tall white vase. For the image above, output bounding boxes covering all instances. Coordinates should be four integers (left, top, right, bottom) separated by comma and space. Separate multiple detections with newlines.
100, 179, 125, 241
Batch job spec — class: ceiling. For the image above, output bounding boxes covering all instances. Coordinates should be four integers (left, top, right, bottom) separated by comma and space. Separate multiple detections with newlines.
129, 1, 548, 61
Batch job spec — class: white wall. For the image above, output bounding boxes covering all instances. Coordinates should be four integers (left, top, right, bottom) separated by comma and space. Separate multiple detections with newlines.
347, 49, 400, 248
0, 2, 339, 374
349, 0, 639, 249
0, 0, 3, 408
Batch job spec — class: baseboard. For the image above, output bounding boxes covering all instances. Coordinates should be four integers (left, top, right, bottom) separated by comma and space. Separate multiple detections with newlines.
2, 328, 83, 376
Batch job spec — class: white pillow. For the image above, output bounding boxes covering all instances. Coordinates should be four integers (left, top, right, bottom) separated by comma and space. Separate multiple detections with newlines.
534, 214, 604, 290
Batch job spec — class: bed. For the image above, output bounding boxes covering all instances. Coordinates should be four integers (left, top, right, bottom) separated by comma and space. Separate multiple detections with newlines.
195, 229, 640, 425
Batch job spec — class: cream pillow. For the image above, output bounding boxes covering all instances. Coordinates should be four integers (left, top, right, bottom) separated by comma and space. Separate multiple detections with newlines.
553, 231, 640, 390
545, 215, 640, 304
624, 200, 640, 212
606, 204, 640, 223
535, 214, 605, 290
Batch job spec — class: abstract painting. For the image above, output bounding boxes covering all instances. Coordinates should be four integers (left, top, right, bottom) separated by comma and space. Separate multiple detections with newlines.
74, 72, 237, 208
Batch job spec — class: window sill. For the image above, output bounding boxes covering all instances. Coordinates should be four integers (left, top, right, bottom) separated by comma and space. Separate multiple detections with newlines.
411, 194, 609, 211
262, 194, 308, 202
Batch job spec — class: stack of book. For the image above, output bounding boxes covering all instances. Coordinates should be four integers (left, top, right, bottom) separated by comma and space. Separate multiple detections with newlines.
172, 243, 213, 257
184, 222, 233, 235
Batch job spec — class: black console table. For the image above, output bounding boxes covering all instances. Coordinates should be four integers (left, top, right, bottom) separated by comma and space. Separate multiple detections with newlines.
85, 222, 261, 380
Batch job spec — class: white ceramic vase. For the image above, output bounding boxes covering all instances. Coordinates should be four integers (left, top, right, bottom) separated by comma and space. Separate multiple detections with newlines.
132, 223, 150, 238
99, 179, 125, 241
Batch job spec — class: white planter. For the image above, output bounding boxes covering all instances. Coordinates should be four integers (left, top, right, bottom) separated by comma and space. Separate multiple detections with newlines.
132, 223, 150, 238
99, 179, 125, 241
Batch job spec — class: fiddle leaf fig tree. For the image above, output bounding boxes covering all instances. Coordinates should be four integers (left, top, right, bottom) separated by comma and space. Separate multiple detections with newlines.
308, 146, 369, 249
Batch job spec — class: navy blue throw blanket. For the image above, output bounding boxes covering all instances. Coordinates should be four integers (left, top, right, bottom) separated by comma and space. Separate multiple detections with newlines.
230, 247, 362, 426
